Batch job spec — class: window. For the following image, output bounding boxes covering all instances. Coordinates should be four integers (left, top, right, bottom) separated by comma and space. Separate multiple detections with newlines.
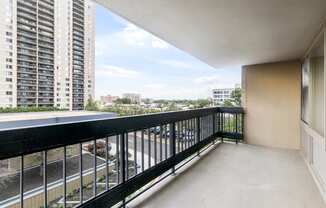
301, 35, 324, 136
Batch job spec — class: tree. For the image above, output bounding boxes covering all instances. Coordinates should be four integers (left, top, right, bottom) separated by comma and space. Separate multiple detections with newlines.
223, 88, 242, 107
114, 98, 132, 104
85, 98, 99, 111
194, 99, 211, 108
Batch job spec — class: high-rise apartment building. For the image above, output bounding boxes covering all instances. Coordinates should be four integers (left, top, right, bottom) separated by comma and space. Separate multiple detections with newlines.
212, 84, 240, 106
212, 88, 233, 105
0, 0, 95, 110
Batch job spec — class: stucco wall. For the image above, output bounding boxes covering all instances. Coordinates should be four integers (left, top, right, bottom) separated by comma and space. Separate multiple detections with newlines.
242, 60, 301, 149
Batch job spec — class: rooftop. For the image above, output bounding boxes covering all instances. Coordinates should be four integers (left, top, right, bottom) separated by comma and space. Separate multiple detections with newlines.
0, 111, 116, 129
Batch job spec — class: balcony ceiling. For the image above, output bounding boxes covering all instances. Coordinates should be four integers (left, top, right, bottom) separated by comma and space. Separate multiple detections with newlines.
96, 0, 326, 69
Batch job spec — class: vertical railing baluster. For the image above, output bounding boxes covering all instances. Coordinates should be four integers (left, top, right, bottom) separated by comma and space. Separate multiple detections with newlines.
160, 125, 163, 161
212, 113, 216, 144
183, 121, 186, 150
219, 112, 222, 132
170, 122, 176, 174
141, 130, 144, 172
190, 118, 195, 146
154, 128, 157, 165
79, 143, 83, 204
93, 139, 97, 197
235, 114, 238, 144
241, 112, 244, 141
196, 117, 201, 156
43, 151, 47, 208
177, 122, 181, 152
126, 133, 129, 179
116, 135, 120, 184
165, 125, 168, 159
148, 129, 151, 168
120, 133, 126, 207
186, 120, 189, 148
193, 118, 195, 146
63, 146, 67, 208
217, 112, 220, 133
229, 114, 231, 132
200, 118, 203, 141
20, 155, 24, 208
221, 113, 224, 143
223, 113, 225, 132
134, 131, 137, 175
105, 137, 109, 190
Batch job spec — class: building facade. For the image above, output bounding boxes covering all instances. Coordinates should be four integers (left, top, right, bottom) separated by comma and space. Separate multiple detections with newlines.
0, 0, 95, 110
212, 88, 233, 105
100, 94, 119, 105
122, 93, 141, 104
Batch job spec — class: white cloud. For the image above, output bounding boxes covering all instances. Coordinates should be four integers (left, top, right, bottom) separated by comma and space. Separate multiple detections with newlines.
144, 83, 166, 89
194, 74, 240, 90
96, 65, 140, 78
121, 24, 147, 46
95, 23, 169, 58
160, 60, 193, 69
121, 23, 169, 49
194, 75, 221, 84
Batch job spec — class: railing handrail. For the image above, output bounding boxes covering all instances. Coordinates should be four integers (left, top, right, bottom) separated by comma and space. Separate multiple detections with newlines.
0, 107, 243, 160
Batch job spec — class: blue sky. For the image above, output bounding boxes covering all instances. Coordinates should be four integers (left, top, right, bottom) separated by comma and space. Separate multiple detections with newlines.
95, 4, 241, 100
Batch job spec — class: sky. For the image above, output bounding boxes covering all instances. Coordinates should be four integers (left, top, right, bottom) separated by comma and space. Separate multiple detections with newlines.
95, 4, 241, 100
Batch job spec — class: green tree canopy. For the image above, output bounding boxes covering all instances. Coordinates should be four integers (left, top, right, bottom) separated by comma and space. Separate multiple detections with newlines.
85, 98, 99, 111
223, 88, 242, 107
114, 98, 132, 104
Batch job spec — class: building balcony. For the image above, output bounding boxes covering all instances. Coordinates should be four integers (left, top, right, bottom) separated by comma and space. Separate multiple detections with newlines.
0, 108, 246, 208
0, 0, 326, 208
17, 1, 37, 14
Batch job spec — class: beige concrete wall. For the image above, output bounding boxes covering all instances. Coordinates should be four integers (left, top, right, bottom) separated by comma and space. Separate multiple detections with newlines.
242, 60, 301, 149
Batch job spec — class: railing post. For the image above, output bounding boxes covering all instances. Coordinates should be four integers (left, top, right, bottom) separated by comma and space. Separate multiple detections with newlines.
170, 122, 176, 174
212, 113, 216, 144
241, 112, 244, 142
235, 114, 238, 144
196, 117, 201, 156
221, 112, 224, 143
120, 133, 126, 208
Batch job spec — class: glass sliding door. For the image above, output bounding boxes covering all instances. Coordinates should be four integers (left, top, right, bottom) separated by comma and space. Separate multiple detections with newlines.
301, 34, 325, 136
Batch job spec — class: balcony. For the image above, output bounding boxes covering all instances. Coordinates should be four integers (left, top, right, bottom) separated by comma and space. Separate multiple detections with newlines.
0, 108, 244, 208
1, 0, 326, 207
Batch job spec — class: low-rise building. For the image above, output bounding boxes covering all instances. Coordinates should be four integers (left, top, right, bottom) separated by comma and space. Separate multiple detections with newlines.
122, 93, 141, 104
100, 95, 119, 105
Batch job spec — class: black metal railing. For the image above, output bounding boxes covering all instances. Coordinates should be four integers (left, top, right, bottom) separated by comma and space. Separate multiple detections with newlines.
0, 107, 243, 208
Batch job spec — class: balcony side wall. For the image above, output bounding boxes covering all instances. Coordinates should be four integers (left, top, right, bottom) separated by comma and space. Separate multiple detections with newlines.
242, 60, 301, 149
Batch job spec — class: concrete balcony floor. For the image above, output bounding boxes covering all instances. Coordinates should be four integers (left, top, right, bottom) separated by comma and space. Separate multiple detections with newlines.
130, 143, 326, 208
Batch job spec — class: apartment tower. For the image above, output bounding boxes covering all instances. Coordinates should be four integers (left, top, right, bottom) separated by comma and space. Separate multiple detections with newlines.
0, 0, 95, 110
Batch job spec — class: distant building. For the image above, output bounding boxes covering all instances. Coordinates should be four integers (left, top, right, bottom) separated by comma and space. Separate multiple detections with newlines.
122, 93, 141, 104
0, 0, 95, 110
212, 86, 239, 105
100, 95, 119, 105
